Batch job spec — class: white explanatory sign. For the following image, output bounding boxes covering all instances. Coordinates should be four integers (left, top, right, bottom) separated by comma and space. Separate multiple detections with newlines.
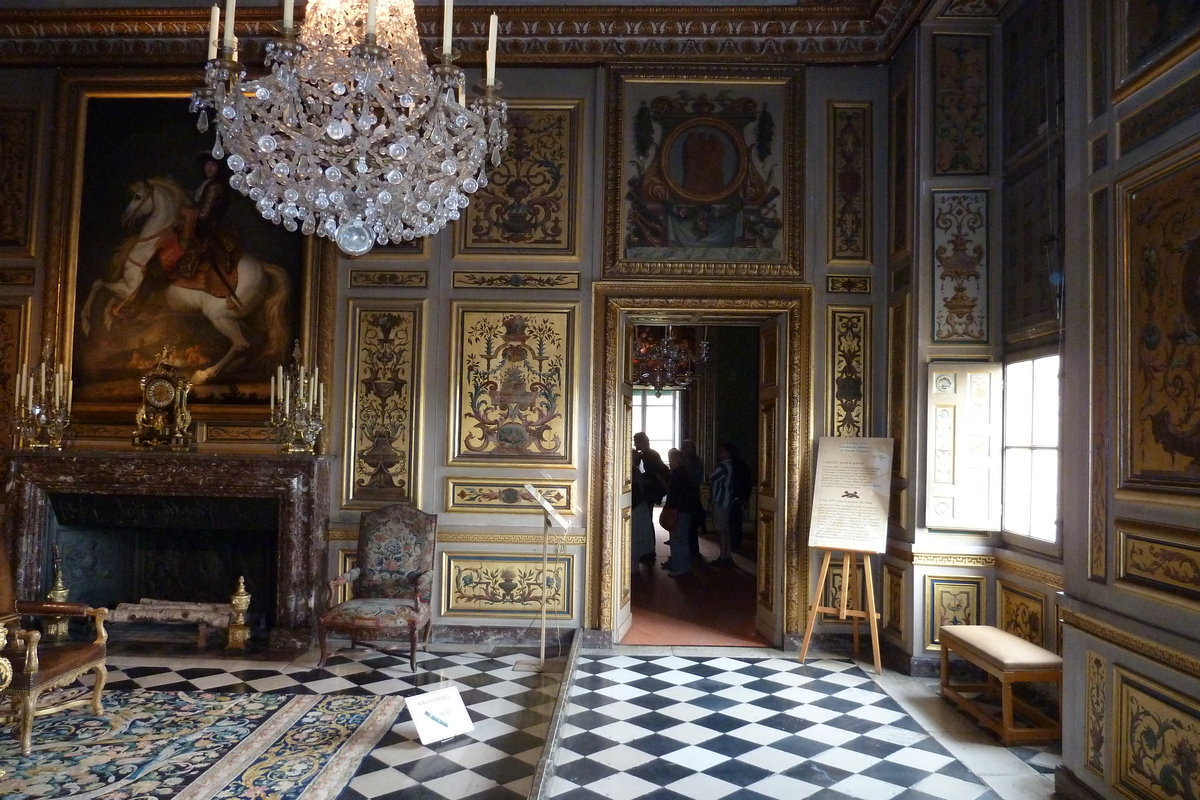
808, 436, 893, 553
407, 687, 474, 745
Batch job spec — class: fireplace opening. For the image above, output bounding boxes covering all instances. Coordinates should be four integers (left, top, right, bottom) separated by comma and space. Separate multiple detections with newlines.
48, 494, 278, 633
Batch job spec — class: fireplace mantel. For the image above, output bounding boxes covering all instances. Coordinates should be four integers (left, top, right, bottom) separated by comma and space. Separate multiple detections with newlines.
4, 450, 330, 649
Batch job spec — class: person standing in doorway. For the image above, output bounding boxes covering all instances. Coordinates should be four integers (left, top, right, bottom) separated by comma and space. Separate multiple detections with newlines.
708, 443, 735, 567
728, 443, 753, 554
662, 447, 701, 577
632, 431, 668, 567
680, 439, 705, 560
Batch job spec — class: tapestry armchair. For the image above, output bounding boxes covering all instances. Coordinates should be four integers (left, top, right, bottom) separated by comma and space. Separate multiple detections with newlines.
0, 545, 108, 756
317, 504, 437, 670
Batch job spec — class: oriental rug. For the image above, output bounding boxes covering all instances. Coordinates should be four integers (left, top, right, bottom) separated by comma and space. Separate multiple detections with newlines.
0, 689, 404, 800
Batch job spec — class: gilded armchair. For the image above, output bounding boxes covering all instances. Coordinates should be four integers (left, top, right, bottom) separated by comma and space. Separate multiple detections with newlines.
317, 504, 437, 670
0, 545, 108, 756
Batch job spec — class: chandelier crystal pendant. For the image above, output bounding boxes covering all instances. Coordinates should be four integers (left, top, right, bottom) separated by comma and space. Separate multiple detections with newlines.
191, 0, 508, 256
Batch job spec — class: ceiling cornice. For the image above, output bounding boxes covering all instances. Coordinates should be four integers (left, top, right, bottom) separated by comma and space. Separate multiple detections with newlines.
0, 2, 931, 68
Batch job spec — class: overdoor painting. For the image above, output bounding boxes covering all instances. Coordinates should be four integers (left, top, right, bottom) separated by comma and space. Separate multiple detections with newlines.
450, 303, 574, 464
606, 64, 803, 279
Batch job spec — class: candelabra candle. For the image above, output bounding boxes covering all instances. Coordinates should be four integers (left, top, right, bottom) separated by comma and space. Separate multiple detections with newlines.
267, 343, 325, 454
12, 359, 73, 450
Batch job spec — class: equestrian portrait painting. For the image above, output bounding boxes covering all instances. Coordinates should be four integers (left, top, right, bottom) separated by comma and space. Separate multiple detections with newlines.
67, 89, 307, 418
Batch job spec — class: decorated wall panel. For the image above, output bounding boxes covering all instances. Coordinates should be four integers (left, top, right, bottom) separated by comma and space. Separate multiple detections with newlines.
889, 77, 914, 262
449, 302, 575, 465
451, 271, 580, 290
1001, 0, 1059, 163
444, 478, 572, 514
1114, 666, 1200, 800
441, 552, 573, 619
1001, 155, 1060, 342
1119, 139, 1200, 492
348, 269, 427, 289
827, 306, 870, 438
1118, 520, 1200, 607
1114, 0, 1200, 100
886, 296, 911, 528
924, 574, 985, 649
883, 563, 906, 637
1091, 187, 1110, 582
933, 35, 989, 176
827, 102, 871, 265
932, 190, 989, 343
0, 102, 39, 260
1119, 72, 1200, 157
1087, 651, 1107, 776
455, 99, 582, 260
343, 301, 423, 508
998, 580, 1045, 646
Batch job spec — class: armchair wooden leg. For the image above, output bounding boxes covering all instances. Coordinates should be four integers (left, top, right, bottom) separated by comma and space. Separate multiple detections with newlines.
18, 692, 37, 756
90, 665, 108, 715
408, 622, 417, 672
317, 628, 330, 668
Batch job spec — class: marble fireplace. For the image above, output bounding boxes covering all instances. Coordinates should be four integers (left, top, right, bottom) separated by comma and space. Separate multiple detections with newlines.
5, 451, 330, 649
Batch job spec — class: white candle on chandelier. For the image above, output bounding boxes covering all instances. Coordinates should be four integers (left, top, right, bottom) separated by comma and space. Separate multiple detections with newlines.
486, 13, 497, 87
222, 0, 236, 50
311, 366, 319, 409
366, 0, 377, 37
231, 35, 239, 62
14, 367, 22, 411
207, 4, 220, 59
66, 378, 73, 414
442, 0, 454, 56
282, 0, 294, 33
270, 375, 275, 409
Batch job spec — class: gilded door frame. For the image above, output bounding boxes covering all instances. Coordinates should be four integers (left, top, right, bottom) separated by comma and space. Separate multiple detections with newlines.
587, 281, 814, 642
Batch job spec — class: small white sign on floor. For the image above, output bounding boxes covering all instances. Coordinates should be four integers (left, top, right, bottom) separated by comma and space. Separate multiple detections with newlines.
407, 687, 474, 745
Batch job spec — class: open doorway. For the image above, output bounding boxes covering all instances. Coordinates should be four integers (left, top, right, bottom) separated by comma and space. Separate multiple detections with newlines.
589, 281, 812, 649
623, 327, 767, 646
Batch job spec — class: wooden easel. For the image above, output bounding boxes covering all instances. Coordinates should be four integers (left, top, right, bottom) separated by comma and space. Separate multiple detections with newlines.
798, 548, 882, 674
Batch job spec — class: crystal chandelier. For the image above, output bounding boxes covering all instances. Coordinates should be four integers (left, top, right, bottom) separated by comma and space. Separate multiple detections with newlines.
192, 0, 508, 256
631, 325, 711, 397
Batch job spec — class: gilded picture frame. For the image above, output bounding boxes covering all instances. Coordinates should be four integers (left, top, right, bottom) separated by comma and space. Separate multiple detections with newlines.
1114, 0, 1200, 101
448, 301, 576, 466
1118, 137, 1200, 493
342, 299, 424, 509
454, 98, 583, 261
604, 64, 804, 279
44, 72, 322, 427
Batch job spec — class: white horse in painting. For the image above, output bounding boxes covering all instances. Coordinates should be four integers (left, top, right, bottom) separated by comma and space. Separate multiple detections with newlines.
80, 177, 291, 385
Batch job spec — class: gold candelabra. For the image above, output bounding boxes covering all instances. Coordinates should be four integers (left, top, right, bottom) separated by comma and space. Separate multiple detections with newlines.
267, 342, 325, 454
12, 356, 73, 450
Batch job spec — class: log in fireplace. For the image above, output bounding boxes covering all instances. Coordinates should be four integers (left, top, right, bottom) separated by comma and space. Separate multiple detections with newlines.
4, 451, 329, 650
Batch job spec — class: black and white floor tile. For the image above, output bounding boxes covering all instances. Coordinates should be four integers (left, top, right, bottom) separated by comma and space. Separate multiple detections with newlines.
75, 644, 1058, 800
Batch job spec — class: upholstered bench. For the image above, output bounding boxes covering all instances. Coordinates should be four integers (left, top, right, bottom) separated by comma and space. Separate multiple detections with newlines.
938, 624, 1062, 745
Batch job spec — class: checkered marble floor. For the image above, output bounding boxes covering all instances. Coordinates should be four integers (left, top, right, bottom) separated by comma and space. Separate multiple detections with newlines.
546, 654, 1033, 800
75, 644, 1057, 800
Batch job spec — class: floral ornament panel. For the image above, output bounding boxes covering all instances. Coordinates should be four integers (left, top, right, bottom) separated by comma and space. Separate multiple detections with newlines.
445, 478, 572, 513
344, 301, 422, 507
828, 306, 870, 437
442, 552, 573, 618
828, 102, 871, 264
932, 190, 988, 342
456, 100, 581, 258
924, 575, 984, 649
933, 35, 989, 176
452, 303, 574, 464
1115, 666, 1200, 800
1123, 145, 1200, 489
1118, 520, 1200, 603
998, 581, 1045, 646
0, 104, 38, 257
1086, 651, 1107, 776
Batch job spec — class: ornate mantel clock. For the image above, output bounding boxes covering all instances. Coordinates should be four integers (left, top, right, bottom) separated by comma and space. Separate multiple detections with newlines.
133, 350, 194, 450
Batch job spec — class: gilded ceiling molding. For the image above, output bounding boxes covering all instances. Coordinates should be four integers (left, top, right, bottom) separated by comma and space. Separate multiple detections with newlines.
911, 553, 994, 568
0, 1, 932, 67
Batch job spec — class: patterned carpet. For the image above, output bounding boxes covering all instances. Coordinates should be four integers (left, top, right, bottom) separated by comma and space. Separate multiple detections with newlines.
0, 689, 402, 800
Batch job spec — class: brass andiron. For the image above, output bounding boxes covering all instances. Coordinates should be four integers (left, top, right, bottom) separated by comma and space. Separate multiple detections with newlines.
227, 576, 250, 649
43, 545, 70, 643
12, 354, 72, 450
267, 341, 325, 454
